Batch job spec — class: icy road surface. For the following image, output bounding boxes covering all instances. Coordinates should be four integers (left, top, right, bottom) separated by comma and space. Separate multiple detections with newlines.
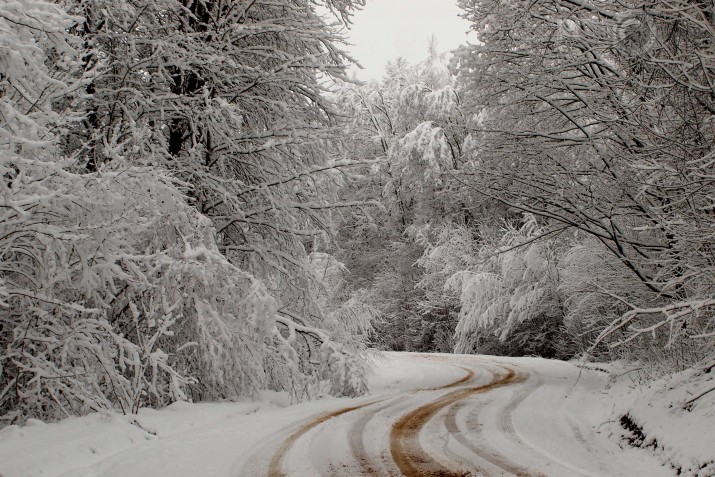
0, 353, 672, 477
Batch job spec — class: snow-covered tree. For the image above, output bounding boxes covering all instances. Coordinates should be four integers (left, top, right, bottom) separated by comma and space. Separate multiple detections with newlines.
454, 0, 715, 365
1, 0, 374, 425
63, 0, 374, 383
334, 49, 469, 351
415, 224, 479, 352
437, 217, 569, 357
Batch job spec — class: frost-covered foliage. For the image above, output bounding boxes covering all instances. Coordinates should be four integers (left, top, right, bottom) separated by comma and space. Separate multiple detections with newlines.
306, 253, 377, 395
65, 0, 369, 278
1, 165, 208, 419
440, 217, 569, 358
0, 161, 371, 424
558, 239, 659, 357
454, 0, 715, 367
390, 120, 454, 194
0, 1, 82, 160
60, 0, 374, 399
415, 224, 478, 352
329, 0, 714, 371
336, 45, 466, 226
1, 0, 373, 425
560, 238, 713, 369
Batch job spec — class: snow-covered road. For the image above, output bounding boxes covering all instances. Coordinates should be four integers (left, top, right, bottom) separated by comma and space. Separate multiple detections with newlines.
0, 353, 673, 477
241, 354, 669, 477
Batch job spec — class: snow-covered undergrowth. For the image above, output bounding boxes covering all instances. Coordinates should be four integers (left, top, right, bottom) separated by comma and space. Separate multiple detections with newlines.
602, 358, 715, 476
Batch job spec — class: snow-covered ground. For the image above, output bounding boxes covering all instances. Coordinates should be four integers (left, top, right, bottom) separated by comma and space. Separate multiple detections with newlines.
600, 359, 715, 477
0, 353, 712, 477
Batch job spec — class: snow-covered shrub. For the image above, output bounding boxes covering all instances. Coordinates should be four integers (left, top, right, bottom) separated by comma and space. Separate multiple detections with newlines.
559, 238, 655, 359
445, 216, 570, 358
1, 165, 232, 420
305, 253, 376, 396
1, 163, 167, 420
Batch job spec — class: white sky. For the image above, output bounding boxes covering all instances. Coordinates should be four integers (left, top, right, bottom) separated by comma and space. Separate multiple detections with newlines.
344, 0, 473, 80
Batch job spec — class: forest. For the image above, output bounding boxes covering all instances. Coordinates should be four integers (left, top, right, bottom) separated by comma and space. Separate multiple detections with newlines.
2, 0, 714, 426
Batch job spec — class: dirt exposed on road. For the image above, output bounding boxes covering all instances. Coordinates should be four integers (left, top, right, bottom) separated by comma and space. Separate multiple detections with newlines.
349, 399, 404, 476
268, 363, 477, 477
267, 362, 525, 477
390, 367, 521, 477
267, 401, 378, 477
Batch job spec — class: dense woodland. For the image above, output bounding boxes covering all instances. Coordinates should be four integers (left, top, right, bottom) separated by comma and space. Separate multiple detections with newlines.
2, 0, 714, 425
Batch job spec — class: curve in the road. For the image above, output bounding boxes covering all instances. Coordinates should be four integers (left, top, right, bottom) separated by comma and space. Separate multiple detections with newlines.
346, 367, 476, 476
390, 366, 521, 477
267, 363, 476, 477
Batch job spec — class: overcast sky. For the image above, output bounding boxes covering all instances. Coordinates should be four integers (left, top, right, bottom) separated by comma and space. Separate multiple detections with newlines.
344, 0, 473, 80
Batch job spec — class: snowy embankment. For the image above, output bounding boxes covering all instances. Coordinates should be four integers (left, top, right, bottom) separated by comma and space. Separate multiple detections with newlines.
0, 353, 713, 477
600, 359, 715, 477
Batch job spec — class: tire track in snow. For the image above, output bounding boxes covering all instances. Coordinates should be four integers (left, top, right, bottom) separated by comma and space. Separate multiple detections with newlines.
345, 365, 476, 476
493, 368, 601, 477
443, 366, 539, 476
348, 398, 405, 477
390, 366, 521, 477
498, 367, 543, 444
267, 400, 379, 477
450, 363, 598, 477
267, 361, 475, 477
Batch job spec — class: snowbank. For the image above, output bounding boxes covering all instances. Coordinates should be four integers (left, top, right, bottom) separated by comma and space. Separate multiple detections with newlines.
603, 358, 715, 477
0, 400, 272, 477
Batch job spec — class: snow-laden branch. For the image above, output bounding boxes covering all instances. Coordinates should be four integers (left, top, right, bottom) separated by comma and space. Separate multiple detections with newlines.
595, 298, 715, 349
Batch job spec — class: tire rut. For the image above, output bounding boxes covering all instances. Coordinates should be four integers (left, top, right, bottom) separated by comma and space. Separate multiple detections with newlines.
348, 399, 405, 477
390, 367, 521, 477
345, 365, 477, 477
267, 362, 476, 477
267, 400, 379, 477
443, 368, 538, 477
